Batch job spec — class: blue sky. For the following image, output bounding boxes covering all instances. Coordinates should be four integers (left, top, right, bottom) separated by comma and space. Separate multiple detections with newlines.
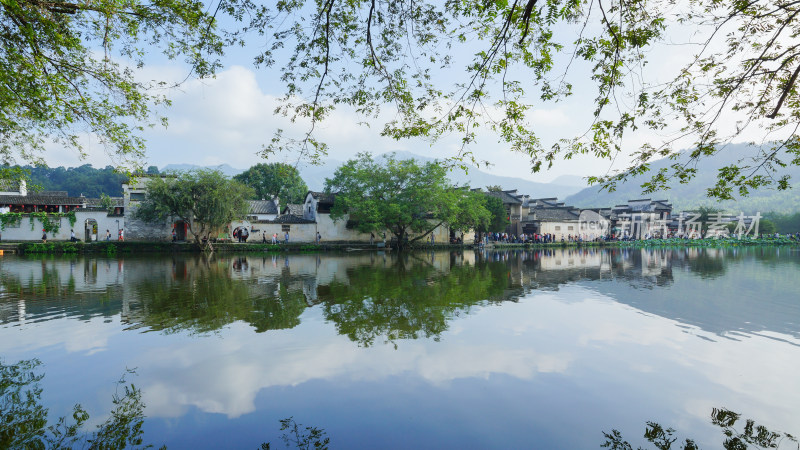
43, 7, 769, 184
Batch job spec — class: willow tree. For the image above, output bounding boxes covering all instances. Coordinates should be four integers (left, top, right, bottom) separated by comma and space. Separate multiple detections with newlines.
134, 170, 252, 250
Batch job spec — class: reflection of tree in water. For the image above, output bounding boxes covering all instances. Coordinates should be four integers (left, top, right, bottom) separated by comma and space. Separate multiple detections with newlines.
0, 261, 124, 324
0, 358, 153, 449
260, 416, 331, 450
2, 358, 328, 450
751, 246, 800, 268
127, 257, 308, 334
319, 258, 511, 347
685, 250, 727, 280
602, 407, 798, 449
0, 264, 76, 298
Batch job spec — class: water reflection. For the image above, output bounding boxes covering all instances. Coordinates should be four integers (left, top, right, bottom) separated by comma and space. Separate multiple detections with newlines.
0, 358, 150, 449
1, 247, 798, 343
1, 247, 798, 448
603, 407, 799, 449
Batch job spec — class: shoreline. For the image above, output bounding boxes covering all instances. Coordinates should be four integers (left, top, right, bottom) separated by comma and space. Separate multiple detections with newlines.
1, 237, 798, 255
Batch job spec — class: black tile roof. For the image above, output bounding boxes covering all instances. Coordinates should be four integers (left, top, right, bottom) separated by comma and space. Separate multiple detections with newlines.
308, 191, 336, 205
248, 199, 279, 215
486, 190, 523, 204
532, 208, 580, 221
0, 194, 88, 205
270, 214, 315, 224
83, 197, 124, 207
282, 204, 304, 216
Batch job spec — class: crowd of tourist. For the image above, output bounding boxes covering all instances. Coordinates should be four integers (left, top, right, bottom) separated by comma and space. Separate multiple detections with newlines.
475, 230, 800, 245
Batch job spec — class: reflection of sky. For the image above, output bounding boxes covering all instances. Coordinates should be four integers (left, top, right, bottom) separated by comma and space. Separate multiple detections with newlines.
1, 250, 799, 449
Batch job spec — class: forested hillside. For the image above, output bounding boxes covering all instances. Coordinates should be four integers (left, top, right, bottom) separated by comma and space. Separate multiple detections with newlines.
566, 144, 800, 214
11, 165, 155, 197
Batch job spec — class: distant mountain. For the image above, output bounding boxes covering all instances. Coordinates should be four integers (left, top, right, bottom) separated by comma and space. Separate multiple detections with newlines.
297, 151, 585, 199
565, 143, 800, 213
161, 163, 244, 177
550, 174, 587, 188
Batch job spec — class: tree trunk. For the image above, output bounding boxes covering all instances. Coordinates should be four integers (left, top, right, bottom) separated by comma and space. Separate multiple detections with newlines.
190, 223, 213, 252
395, 229, 406, 251
408, 221, 444, 245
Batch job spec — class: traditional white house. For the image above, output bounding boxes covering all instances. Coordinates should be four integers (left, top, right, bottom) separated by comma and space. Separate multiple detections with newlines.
0, 180, 123, 241
528, 207, 581, 240
230, 199, 281, 241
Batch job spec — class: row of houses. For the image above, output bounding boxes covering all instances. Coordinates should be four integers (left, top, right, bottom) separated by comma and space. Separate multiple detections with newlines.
487, 190, 673, 239
0, 176, 677, 243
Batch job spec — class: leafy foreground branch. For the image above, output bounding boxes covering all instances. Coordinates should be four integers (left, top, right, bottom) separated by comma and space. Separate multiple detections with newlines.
602, 407, 798, 449
257, 0, 800, 201
0, 358, 159, 449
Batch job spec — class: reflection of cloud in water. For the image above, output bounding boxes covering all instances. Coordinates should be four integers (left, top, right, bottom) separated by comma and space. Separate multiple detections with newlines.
0, 313, 119, 356
133, 283, 800, 435
2, 248, 799, 437
138, 309, 575, 419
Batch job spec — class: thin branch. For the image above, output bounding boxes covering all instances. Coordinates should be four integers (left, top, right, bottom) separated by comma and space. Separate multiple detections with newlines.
767, 62, 800, 118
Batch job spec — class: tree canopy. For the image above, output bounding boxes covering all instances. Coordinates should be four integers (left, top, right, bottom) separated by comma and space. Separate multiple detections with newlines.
253, 0, 800, 201
233, 163, 309, 204
0, 0, 228, 171
324, 153, 490, 246
134, 169, 252, 249
22, 164, 128, 196
7, 0, 800, 200
480, 195, 510, 234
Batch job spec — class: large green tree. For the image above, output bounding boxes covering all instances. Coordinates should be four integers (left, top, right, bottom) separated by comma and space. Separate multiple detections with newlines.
480, 195, 510, 234
134, 169, 252, 249
233, 163, 309, 204
325, 153, 490, 247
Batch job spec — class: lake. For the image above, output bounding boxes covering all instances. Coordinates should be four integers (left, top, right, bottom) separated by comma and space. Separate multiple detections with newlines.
1, 247, 798, 449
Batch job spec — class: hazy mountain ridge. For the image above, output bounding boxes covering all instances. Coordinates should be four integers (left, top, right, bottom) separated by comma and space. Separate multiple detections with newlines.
564, 143, 800, 213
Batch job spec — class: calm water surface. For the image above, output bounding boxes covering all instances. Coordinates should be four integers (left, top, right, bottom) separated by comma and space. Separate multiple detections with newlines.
1, 247, 798, 449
